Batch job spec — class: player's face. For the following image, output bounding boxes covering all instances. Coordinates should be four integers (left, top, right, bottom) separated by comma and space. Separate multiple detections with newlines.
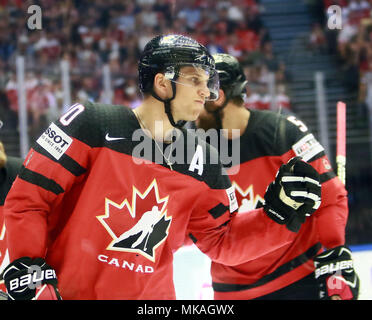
171, 66, 212, 122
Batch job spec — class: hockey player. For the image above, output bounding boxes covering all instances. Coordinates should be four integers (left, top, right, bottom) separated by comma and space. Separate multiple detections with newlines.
0, 126, 23, 298
196, 53, 359, 300
2, 35, 321, 300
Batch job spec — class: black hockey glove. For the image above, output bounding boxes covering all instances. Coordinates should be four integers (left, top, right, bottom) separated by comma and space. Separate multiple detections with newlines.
263, 157, 321, 232
1, 256, 62, 300
314, 245, 359, 300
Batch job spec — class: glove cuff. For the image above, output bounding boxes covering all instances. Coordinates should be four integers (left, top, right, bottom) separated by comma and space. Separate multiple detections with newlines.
314, 245, 359, 300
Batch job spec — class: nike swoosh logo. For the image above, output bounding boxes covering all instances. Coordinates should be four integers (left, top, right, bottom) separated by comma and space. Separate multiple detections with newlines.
105, 133, 125, 141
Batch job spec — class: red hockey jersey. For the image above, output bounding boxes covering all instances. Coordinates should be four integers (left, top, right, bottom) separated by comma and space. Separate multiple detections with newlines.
4, 102, 297, 300
210, 109, 348, 299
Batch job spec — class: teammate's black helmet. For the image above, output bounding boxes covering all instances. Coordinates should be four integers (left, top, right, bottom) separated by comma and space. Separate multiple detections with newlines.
138, 34, 219, 101
213, 53, 248, 99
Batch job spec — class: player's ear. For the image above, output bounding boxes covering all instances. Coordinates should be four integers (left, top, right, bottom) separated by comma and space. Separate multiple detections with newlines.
215, 89, 226, 107
153, 73, 172, 100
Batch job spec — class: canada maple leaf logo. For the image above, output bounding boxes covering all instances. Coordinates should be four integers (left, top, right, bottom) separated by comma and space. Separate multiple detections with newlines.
232, 181, 264, 213
96, 179, 172, 262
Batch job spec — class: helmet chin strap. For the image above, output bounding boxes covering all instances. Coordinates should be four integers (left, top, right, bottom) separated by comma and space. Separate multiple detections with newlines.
151, 82, 186, 128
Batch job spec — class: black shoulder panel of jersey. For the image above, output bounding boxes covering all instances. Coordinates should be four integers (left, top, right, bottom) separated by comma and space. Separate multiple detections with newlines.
30, 102, 137, 176
197, 109, 325, 166
0, 156, 23, 204
237, 109, 325, 163
55, 101, 136, 148
35, 101, 230, 190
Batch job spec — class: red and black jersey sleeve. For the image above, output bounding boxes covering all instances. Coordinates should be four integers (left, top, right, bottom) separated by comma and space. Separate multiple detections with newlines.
184, 138, 297, 266
187, 189, 298, 266
3, 102, 105, 260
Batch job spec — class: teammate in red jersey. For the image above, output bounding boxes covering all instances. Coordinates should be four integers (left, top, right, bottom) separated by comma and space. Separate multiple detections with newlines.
1, 35, 321, 300
0, 123, 23, 298
196, 53, 359, 300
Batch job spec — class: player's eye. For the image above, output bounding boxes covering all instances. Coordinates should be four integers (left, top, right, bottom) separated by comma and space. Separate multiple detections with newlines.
190, 77, 200, 85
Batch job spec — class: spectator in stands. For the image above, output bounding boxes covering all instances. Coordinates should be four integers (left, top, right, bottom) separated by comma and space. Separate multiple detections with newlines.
337, 20, 359, 57
205, 32, 225, 55
259, 41, 288, 83
245, 4, 264, 33
341, 37, 362, 91
123, 79, 141, 109
0, 0, 287, 150
110, 77, 141, 109
137, 2, 159, 29
76, 76, 99, 103
346, 0, 371, 23
275, 83, 291, 112
177, 0, 202, 32
138, 26, 156, 51
227, 0, 245, 26
113, 2, 137, 34
235, 21, 260, 53
28, 77, 58, 128
226, 33, 244, 59
260, 42, 279, 72
359, 58, 372, 116
153, 0, 173, 28
309, 22, 328, 54
244, 83, 262, 110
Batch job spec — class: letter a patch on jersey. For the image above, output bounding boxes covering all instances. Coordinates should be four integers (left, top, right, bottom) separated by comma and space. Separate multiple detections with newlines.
97, 179, 172, 262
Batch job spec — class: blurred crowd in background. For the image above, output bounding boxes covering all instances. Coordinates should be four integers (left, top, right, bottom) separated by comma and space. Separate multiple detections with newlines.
308, 0, 372, 118
1, 0, 372, 131
0, 0, 292, 135
0, 0, 371, 244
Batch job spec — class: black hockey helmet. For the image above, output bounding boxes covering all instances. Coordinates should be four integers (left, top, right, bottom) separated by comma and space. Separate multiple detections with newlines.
213, 53, 248, 100
138, 34, 219, 127
202, 54, 248, 130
